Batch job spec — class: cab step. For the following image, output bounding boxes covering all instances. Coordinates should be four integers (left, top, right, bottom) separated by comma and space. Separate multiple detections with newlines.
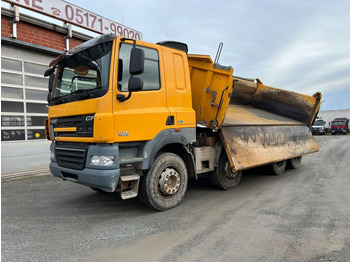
120, 174, 140, 200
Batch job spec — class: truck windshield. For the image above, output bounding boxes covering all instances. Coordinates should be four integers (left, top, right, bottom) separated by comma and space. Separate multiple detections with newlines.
313, 120, 324, 126
332, 121, 345, 126
51, 41, 112, 105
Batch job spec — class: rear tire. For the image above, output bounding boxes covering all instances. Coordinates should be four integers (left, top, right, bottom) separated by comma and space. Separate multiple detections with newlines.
287, 156, 302, 169
267, 160, 287, 175
211, 152, 242, 190
139, 153, 188, 211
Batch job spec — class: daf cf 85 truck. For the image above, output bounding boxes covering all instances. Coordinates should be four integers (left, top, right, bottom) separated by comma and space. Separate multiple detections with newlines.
45, 34, 321, 210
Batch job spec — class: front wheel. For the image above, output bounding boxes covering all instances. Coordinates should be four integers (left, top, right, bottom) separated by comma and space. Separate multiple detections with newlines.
211, 152, 242, 190
139, 153, 188, 211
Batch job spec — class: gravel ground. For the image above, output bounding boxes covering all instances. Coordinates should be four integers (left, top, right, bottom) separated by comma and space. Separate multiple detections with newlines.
2, 136, 350, 262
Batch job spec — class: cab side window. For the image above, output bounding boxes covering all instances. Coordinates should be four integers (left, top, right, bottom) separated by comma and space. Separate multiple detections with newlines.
118, 44, 160, 91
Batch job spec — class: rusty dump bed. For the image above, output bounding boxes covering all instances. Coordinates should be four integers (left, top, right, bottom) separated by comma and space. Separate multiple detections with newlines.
221, 78, 321, 171
223, 104, 302, 126
188, 55, 322, 172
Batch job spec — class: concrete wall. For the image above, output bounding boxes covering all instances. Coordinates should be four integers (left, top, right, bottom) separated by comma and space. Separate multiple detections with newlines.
1, 140, 51, 174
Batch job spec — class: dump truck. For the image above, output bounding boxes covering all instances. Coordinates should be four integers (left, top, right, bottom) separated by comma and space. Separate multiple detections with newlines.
331, 118, 349, 135
45, 34, 321, 210
311, 118, 327, 135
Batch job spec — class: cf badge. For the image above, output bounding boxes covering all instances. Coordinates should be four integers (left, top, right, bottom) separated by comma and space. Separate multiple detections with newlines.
85, 116, 94, 121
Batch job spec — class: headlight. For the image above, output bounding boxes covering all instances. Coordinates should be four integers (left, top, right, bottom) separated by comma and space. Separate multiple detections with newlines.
50, 151, 55, 160
91, 155, 115, 166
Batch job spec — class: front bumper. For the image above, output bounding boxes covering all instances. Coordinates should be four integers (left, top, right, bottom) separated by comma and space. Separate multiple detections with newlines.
50, 162, 120, 192
332, 129, 346, 134
50, 142, 120, 192
312, 130, 325, 135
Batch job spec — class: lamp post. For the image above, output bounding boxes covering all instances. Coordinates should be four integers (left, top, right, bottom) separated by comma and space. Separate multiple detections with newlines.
321, 100, 325, 119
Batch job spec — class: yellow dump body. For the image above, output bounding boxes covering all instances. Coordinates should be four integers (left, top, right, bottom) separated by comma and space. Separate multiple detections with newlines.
188, 55, 321, 172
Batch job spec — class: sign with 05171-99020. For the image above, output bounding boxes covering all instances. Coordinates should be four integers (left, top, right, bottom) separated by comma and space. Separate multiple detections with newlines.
3, 0, 142, 40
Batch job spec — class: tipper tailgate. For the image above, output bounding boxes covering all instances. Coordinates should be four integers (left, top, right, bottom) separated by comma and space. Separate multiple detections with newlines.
221, 78, 321, 171
220, 105, 319, 171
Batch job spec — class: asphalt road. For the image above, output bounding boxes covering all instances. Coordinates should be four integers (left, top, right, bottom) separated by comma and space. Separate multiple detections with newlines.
2, 136, 350, 262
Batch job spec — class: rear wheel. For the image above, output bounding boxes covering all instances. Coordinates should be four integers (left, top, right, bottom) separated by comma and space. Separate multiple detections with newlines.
139, 153, 188, 211
211, 152, 242, 190
267, 160, 287, 175
287, 156, 302, 169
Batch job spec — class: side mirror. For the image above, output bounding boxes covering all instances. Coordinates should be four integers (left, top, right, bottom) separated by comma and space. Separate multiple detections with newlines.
128, 77, 143, 92
129, 47, 144, 75
44, 67, 54, 77
48, 74, 55, 92
47, 92, 51, 103
117, 77, 143, 102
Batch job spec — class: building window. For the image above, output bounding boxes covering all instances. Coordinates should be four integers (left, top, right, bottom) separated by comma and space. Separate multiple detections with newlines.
1, 72, 23, 85
1, 130, 25, 141
1, 86, 23, 99
1, 116, 25, 126
27, 129, 46, 140
26, 116, 47, 126
25, 89, 47, 101
1, 56, 48, 141
1, 57, 22, 71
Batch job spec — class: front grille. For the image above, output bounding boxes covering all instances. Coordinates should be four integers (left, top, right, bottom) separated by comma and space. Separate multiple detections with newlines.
55, 143, 89, 170
52, 114, 94, 138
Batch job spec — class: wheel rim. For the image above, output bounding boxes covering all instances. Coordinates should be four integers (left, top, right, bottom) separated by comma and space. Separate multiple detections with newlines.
294, 157, 301, 162
275, 161, 285, 168
224, 161, 239, 179
158, 168, 181, 196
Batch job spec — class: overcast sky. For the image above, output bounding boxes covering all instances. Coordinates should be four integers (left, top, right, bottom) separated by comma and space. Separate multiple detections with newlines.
5, 0, 349, 110
66, 0, 350, 111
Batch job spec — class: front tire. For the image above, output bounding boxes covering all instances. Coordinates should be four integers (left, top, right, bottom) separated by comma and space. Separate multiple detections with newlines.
211, 152, 242, 190
139, 153, 188, 211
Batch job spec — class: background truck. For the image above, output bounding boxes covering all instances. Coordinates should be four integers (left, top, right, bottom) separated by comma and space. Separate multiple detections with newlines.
311, 118, 327, 135
331, 118, 349, 135
45, 34, 321, 210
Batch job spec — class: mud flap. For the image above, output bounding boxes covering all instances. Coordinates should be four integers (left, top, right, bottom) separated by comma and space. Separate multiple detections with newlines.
220, 125, 319, 171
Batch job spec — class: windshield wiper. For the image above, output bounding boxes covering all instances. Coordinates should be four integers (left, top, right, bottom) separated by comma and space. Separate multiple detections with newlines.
51, 86, 103, 104
70, 86, 102, 95
74, 86, 103, 100
51, 96, 67, 105
70, 89, 87, 95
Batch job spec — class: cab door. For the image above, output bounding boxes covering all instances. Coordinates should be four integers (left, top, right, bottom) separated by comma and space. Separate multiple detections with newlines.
113, 40, 170, 142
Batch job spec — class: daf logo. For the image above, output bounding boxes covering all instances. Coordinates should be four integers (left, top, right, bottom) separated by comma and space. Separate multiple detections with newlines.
85, 116, 94, 121
118, 131, 129, 137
